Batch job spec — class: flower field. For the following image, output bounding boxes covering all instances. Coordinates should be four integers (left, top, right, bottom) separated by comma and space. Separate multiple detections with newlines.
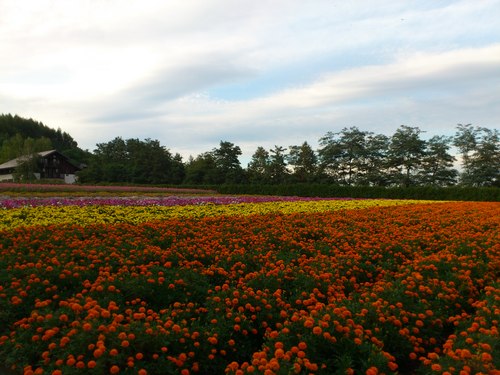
0, 197, 425, 230
0, 195, 499, 375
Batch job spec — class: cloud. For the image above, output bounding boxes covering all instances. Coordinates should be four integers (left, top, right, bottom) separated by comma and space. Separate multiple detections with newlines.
140, 43, 500, 159
1, 0, 499, 160
155, 43, 500, 120
90, 57, 256, 123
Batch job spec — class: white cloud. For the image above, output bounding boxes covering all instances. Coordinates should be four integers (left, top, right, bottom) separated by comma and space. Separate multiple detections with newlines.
0, 0, 499, 160
152, 43, 500, 120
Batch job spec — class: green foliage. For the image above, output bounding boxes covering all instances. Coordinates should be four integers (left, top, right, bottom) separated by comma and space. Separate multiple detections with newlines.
288, 141, 318, 183
78, 137, 185, 184
214, 184, 500, 201
183, 141, 245, 185
13, 154, 42, 182
0, 134, 53, 164
183, 153, 218, 184
2, 114, 498, 188
247, 146, 271, 183
418, 135, 458, 186
387, 125, 427, 187
0, 113, 77, 152
454, 124, 499, 187
211, 141, 245, 184
319, 126, 373, 185
268, 145, 289, 183
0, 114, 89, 170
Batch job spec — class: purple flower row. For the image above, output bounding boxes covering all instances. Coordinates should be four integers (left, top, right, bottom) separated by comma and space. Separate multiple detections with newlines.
0, 195, 355, 209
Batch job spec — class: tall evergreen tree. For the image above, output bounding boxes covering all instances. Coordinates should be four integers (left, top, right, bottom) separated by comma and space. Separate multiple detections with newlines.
247, 146, 271, 183
287, 141, 318, 182
211, 141, 244, 184
170, 153, 186, 184
268, 145, 289, 183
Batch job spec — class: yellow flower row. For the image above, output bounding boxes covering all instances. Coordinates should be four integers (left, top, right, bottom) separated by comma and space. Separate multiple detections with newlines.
0, 199, 437, 230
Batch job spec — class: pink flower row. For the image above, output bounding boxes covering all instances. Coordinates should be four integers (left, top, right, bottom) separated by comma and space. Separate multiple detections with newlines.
0, 182, 214, 194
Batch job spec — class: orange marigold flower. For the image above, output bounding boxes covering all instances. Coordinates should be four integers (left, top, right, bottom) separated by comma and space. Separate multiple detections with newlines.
312, 326, 322, 335
431, 364, 442, 372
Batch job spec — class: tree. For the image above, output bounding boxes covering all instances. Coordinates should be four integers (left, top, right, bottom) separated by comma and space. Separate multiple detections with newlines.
318, 127, 370, 185
247, 146, 271, 183
184, 153, 218, 184
14, 154, 41, 182
211, 141, 244, 184
91, 137, 128, 182
34, 137, 53, 153
78, 137, 183, 184
453, 124, 478, 183
268, 145, 289, 183
54, 127, 78, 151
418, 136, 457, 186
0, 134, 53, 163
361, 133, 390, 186
454, 124, 499, 186
0, 134, 54, 181
126, 138, 176, 184
287, 141, 318, 183
0, 114, 78, 152
1, 133, 26, 162
13, 138, 41, 182
170, 153, 186, 184
471, 128, 499, 187
318, 130, 342, 184
387, 125, 426, 187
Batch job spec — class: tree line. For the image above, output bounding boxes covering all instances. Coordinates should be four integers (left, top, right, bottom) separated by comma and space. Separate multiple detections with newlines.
78, 124, 498, 187
1, 114, 498, 187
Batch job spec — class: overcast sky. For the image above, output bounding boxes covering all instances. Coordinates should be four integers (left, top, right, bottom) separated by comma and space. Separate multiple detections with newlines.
1, 0, 499, 163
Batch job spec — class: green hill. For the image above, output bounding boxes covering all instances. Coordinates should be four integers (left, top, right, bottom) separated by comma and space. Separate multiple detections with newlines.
0, 113, 90, 165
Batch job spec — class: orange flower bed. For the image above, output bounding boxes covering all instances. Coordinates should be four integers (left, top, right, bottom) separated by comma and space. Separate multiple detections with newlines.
0, 202, 498, 374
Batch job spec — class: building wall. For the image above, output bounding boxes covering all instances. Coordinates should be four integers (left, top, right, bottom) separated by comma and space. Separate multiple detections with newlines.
0, 151, 80, 183
40, 153, 79, 179
64, 174, 78, 184
0, 174, 13, 182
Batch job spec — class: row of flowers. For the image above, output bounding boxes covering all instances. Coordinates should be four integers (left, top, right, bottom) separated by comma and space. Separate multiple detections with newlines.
0, 196, 361, 209
0, 183, 216, 195
0, 198, 429, 230
1, 200, 499, 374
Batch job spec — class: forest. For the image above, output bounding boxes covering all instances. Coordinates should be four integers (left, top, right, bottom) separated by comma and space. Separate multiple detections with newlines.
0, 113, 498, 188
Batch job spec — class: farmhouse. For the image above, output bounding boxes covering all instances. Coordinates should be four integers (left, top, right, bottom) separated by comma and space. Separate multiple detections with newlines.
0, 149, 81, 184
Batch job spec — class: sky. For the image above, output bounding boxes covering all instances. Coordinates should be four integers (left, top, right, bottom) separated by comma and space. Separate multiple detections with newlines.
1, 0, 500, 164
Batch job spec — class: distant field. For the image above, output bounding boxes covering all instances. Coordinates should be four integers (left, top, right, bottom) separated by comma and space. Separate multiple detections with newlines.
0, 182, 217, 196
